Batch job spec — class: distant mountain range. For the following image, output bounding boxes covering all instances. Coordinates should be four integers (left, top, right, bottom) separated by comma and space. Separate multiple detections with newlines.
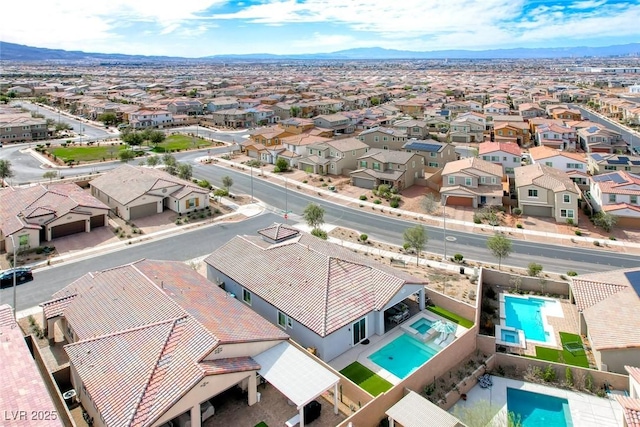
2, 41, 640, 62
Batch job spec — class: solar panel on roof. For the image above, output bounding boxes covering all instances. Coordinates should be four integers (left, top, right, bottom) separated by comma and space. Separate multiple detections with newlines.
591, 153, 605, 160
631, 161, 640, 165
624, 271, 640, 298
407, 142, 442, 152
618, 157, 629, 162
611, 173, 627, 184
607, 160, 626, 165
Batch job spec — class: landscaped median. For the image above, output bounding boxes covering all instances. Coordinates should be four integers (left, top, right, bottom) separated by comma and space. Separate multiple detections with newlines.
339, 362, 392, 396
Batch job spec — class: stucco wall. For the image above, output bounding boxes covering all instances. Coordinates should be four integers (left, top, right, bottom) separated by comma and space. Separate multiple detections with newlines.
599, 347, 640, 375
481, 269, 570, 297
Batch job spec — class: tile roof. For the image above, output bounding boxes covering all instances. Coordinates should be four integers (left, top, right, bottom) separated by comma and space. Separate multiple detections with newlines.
257, 223, 300, 242
442, 157, 504, 177
0, 304, 62, 427
205, 229, 425, 337
616, 396, 640, 427
591, 171, 640, 195
627, 366, 640, 384
48, 259, 287, 427
89, 165, 207, 205
478, 142, 522, 156
0, 183, 109, 237
529, 146, 585, 163
358, 148, 417, 165
514, 163, 579, 193
572, 268, 640, 350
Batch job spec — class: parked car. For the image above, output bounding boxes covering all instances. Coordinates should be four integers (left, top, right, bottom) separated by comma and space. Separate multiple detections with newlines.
0, 268, 33, 289
174, 401, 215, 427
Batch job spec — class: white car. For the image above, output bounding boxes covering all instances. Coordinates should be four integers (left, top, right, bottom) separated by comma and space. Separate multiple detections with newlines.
175, 401, 215, 427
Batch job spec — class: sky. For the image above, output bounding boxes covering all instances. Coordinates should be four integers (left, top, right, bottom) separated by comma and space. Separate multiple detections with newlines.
2, 0, 640, 57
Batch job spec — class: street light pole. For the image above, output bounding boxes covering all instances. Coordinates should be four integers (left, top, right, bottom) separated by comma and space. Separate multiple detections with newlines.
443, 195, 448, 262
250, 165, 254, 203
285, 177, 288, 222
8, 235, 17, 319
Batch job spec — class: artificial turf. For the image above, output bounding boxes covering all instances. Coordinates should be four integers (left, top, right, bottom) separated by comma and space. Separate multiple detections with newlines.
339, 362, 393, 396
426, 306, 474, 328
532, 332, 589, 368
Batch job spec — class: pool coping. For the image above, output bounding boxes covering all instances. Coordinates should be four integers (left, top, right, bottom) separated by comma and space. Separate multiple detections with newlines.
494, 325, 526, 349
499, 293, 561, 348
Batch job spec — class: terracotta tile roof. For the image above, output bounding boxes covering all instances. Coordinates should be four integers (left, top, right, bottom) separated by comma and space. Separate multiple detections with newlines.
258, 223, 300, 242
0, 304, 62, 427
0, 183, 109, 237
616, 396, 640, 427
592, 171, 640, 195
199, 357, 261, 376
572, 268, 640, 350
479, 142, 522, 156
41, 295, 76, 319
89, 165, 207, 205
442, 157, 503, 177
626, 366, 640, 384
359, 148, 419, 165
205, 230, 425, 337
529, 146, 585, 162
514, 164, 579, 193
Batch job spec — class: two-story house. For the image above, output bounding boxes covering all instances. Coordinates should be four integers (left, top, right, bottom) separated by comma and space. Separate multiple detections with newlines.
493, 122, 530, 145
0, 116, 48, 143
483, 102, 510, 116
313, 113, 354, 135
402, 140, 457, 172
440, 158, 504, 207
210, 108, 250, 128
535, 123, 577, 151
167, 99, 204, 116
529, 145, 588, 187
588, 153, 640, 175
515, 163, 580, 223
206, 97, 239, 112
578, 125, 627, 153
589, 171, 640, 228
392, 119, 430, 139
358, 127, 408, 151
297, 137, 369, 175
518, 103, 546, 120
350, 149, 425, 190
129, 110, 174, 129
478, 142, 522, 177
448, 118, 485, 143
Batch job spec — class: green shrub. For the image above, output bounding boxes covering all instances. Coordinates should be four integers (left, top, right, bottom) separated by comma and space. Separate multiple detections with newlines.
453, 253, 464, 263
516, 223, 523, 229
373, 199, 382, 204
543, 365, 556, 382
512, 207, 522, 216
473, 214, 482, 224
359, 194, 367, 201
310, 228, 328, 240
390, 199, 400, 208
527, 262, 543, 277
574, 230, 582, 236
566, 218, 574, 226
565, 367, 574, 387
273, 166, 281, 173
403, 242, 411, 251
359, 234, 368, 242
593, 240, 600, 246
302, 180, 308, 183
609, 236, 616, 240
567, 270, 578, 276
484, 286, 496, 300
585, 373, 594, 392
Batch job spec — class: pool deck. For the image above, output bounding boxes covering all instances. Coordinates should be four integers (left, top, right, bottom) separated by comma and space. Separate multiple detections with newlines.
450, 376, 624, 427
328, 311, 463, 385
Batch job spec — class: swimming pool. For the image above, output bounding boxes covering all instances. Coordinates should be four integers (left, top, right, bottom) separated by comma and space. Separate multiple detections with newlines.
368, 334, 439, 379
507, 388, 573, 427
504, 296, 551, 342
501, 329, 519, 344
410, 318, 433, 334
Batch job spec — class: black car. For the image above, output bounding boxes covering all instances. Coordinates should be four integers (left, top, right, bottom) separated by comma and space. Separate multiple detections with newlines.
0, 268, 33, 288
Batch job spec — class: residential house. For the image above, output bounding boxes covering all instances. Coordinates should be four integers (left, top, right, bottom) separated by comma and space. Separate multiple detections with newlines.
483, 102, 510, 116
128, 110, 173, 129
0, 183, 109, 252
514, 163, 580, 223
39, 259, 316, 427
440, 158, 504, 207
205, 224, 428, 362
350, 149, 425, 190
167, 99, 203, 116
570, 268, 640, 374
210, 108, 250, 128
529, 145, 588, 187
89, 165, 209, 220
615, 366, 640, 425
0, 304, 62, 427
206, 97, 239, 112
392, 119, 430, 139
402, 140, 457, 172
313, 114, 354, 135
279, 134, 332, 168
518, 103, 546, 120
578, 125, 627, 153
534, 123, 577, 151
588, 153, 640, 175
547, 106, 582, 121
279, 117, 316, 134
297, 137, 368, 175
448, 118, 485, 143
394, 100, 426, 117
478, 142, 522, 177
589, 171, 640, 228
358, 127, 408, 151
0, 116, 48, 143
493, 122, 530, 145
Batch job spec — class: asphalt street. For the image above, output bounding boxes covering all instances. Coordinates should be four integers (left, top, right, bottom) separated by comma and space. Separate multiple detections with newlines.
571, 105, 640, 153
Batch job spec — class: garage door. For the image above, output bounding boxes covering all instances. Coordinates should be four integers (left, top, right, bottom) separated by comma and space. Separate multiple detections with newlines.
352, 177, 375, 190
615, 216, 640, 229
523, 205, 553, 217
51, 220, 86, 239
90, 214, 105, 229
129, 202, 158, 220
445, 196, 473, 207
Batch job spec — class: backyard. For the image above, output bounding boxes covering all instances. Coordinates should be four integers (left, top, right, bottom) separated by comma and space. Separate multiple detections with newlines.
530, 332, 590, 368
339, 362, 393, 396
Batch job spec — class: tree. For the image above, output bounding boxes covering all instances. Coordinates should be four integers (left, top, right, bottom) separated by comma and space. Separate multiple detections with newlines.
486, 234, 512, 270
275, 157, 289, 172
55, 122, 72, 132
198, 179, 211, 189
148, 130, 166, 146
122, 131, 144, 146
222, 176, 233, 191
162, 153, 177, 167
303, 203, 325, 232
403, 225, 428, 265
527, 262, 543, 277
289, 106, 301, 118
593, 211, 617, 232
97, 112, 117, 126
43, 171, 58, 182
370, 97, 380, 106
0, 159, 14, 186
177, 163, 193, 180
119, 150, 135, 163
146, 156, 160, 167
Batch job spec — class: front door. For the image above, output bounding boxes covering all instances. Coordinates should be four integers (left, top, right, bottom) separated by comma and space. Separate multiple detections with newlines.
352, 318, 366, 345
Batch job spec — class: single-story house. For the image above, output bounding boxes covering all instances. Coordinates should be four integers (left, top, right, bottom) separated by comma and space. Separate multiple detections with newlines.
205, 224, 428, 362
89, 164, 209, 220
0, 183, 109, 252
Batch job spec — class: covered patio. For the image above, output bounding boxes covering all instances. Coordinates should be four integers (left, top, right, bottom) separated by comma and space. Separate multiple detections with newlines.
386, 390, 464, 427
253, 342, 341, 427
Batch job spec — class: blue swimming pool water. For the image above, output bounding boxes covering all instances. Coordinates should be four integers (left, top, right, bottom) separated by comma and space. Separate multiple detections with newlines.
504, 296, 550, 342
507, 388, 573, 427
368, 334, 439, 379
501, 329, 519, 344
410, 318, 433, 334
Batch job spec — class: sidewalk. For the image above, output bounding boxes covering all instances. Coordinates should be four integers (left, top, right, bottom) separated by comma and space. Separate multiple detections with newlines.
207, 156, 640, 253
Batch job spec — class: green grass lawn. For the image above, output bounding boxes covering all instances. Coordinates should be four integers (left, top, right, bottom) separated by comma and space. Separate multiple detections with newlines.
339, 362, 393, 396
49, 144, 128, 162
532, 332, 589, 368
151, 134, 212, 152
427, 306, 474, 328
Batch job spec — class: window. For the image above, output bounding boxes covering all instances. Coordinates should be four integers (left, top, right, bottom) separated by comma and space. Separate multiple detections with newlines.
491, 177, 497, 184
277, 311, 287, 329
412, 160, 416, 168
430, 152, 437, 157
480, 176, 486, 184
631, 195, 638, 204
609, 194, 616, 203
513, 157, 518, 162
428, 162, 439, 167
505, 167, 514, 174
359, 160, 367, 168
465, 177, 472, 186
373, 162, 381, 171
528, 189, 538, 197
383, 136, 388, 141
545, 162, 553, 167
242, 289, 252, 305
352, 150, 356, 156
382, 145, 388, 150
448, 176, 455, 185
503, 156, 507, 161
604, 165, 617, 171
563, 194, 571, 203
567, 163, 583, 169
374, 136, 379, 142
491, 156, 499, 162
186, 198, 199, 209
560, 209, 574, 218
625, 166, 631, 171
